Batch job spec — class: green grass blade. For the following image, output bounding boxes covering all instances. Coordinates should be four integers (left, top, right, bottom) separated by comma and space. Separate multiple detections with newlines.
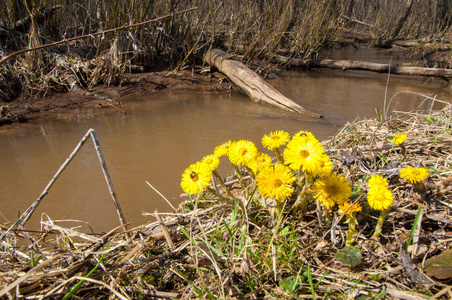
307, 264, 316, 300
178, 224, 197, 246
406, 207, 422, 250
62, 250, 108, 300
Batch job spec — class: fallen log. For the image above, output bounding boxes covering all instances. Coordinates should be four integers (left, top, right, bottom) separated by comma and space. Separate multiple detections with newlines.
204, 48, 322, 118
377, 39, 452, 49
274, 54, 452, 80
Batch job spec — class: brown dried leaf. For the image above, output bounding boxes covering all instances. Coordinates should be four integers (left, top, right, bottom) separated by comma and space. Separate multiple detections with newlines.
424, 249, 452, 280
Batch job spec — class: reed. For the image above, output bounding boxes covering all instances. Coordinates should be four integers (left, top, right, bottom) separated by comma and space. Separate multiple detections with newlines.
0, 0, 451, 101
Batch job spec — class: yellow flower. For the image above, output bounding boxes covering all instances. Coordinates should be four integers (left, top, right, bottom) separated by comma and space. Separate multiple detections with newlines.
214, 140, 232, 157
201, 154, 220, 171
315, 154, 333, 177
249, 152, 272, 173
293, 130, 317, 140
262, 130, 291, 150
368, 175, 388, 189
181, 162, 212, 195
338, 202, 362, 216
228, 140, 258, 167
391, 132, 407, 145
400, 166, 429, 184
283, 134, 325, 174
313, 173, 352, 208
367, 186, 393, 210
257, 164, 296, 201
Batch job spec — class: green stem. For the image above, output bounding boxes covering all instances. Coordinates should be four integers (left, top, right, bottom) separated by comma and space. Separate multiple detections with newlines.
207, 187, 228, 201
245, 166, 256, 180
234, 164, 249, 198
345, 214, 358, 246
212, 170, 233, 198
293, 186, 309, 212
274, 148, 284, 165
372, 209, 388, 238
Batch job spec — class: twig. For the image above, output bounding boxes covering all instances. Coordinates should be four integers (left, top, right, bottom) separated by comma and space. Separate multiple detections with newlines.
396, 207, 451, 224
154, 209, 174, 250
146, 181, 176, 211
90, 130, 128, 233
63, 276, 129, 300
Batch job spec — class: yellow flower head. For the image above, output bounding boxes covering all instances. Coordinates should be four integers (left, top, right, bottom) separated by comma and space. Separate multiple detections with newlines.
400, 166, 429, 184
214, 140, 232, 157
294, 130, 317, 140
391, 132, 407, 145
201, 154, 220, 171
181, 161, 212, 195
367, 186, 393, 210
368, 175, 388, 189
313, 173, 352, 208
338, 201, 362, 216
228, 140, 258, 167
314, 154, 333, 177
249, 152, 273, 173
262, 130, 291, 150
257, 164, 296, 201
283, 133, 325, 174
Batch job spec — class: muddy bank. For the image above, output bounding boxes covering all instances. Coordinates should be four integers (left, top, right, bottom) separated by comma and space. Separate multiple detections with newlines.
0, 57, 290, 127
0, 68, 232, 126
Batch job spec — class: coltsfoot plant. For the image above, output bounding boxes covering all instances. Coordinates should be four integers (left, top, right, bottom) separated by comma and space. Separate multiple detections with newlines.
180, 130, 430, 242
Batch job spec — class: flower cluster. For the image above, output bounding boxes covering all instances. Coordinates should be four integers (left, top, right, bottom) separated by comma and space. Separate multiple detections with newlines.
179, 129, 437, 247
181, 130, 351, 217
180, 130, 438, 244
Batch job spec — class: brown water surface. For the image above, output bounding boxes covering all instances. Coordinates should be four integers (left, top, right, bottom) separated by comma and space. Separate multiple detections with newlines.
0, 49, 450, 232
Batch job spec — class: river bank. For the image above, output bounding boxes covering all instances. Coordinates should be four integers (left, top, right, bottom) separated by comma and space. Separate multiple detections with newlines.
1, 103, 451, 299
1, 40, 447, 128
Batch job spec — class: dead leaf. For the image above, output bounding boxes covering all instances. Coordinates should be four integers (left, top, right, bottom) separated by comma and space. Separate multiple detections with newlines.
424, 249, 452, 280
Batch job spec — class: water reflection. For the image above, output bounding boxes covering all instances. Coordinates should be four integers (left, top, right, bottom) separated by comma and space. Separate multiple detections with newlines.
0, 50, 450, 232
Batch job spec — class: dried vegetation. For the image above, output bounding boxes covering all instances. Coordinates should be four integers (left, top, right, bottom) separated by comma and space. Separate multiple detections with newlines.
0, 0, 451, 104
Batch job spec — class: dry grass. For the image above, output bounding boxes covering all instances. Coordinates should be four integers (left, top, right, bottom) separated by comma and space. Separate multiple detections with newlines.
2, 1, 451, 103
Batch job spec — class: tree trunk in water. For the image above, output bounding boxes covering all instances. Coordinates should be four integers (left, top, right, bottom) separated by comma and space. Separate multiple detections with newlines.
204, 48, 322, 118
274, 54, 452, 80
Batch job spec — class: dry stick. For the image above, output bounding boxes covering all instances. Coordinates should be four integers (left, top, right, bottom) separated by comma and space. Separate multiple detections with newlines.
89, 130, 128, 233
0, 7, 198, 66
58, 276, 129, 300
146, 181, 176, 211
154, 209, 174, 250
0, 129, 93, 243
396, 207, 451, 224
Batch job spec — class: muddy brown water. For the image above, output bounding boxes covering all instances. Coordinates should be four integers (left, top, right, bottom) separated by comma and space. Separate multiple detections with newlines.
1, 49, 450, 232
